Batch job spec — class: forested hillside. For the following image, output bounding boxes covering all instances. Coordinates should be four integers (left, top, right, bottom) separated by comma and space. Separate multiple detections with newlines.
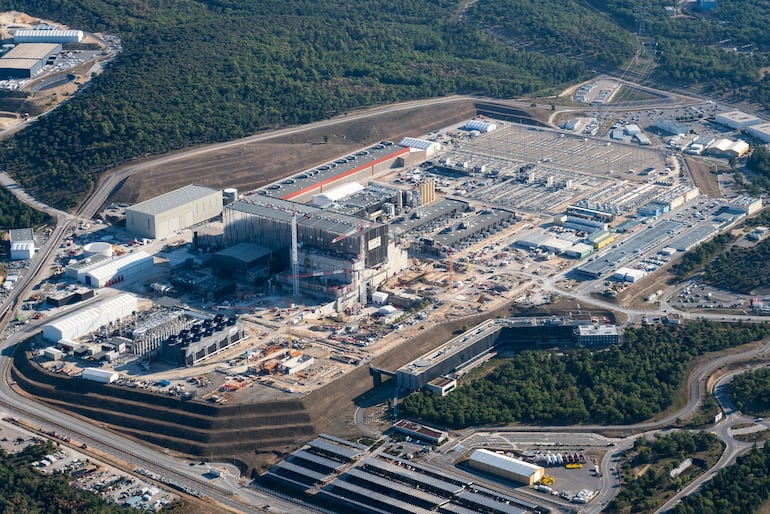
0, 0, 587, 209
672, 444, 770, 514
2, 0, 770, 213
401, 321, 770, 427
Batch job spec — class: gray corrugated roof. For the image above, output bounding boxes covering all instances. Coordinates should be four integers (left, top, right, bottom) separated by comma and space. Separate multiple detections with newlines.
230, 197, 382, 236
8, 228, 34, 242
127, 184, 220, 216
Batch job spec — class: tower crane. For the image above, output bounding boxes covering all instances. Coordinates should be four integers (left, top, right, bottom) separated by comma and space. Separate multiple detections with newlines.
331, 220, 375, 305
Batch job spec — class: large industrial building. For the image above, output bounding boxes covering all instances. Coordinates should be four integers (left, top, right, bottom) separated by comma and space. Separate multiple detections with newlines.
223, 195, 408, 308
0, 42, 60, 79
8, 227, 35, 260
79, 250, 154, 288
468, 449, 545, 486
13, 29, 84, 44
715, 110, 763, 130
42, 294, 138, 342
395, 317, 617, 391
126, 184, 222, 239
747, 123, 770, 143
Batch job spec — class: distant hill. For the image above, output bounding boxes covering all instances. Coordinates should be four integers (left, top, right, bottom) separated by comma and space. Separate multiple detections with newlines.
0, 0, 768, 212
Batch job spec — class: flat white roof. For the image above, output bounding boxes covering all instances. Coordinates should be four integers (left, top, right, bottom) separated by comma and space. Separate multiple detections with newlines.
469, 449, 543, 477
2, 43, 59, 60
399, 137, 439, 151
127, 184, 220, 216
717, 110, 761, 123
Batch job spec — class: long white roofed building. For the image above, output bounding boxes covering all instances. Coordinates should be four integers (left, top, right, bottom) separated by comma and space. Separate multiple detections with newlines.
468, 449, 545, 485
80, 251, 153, 288
42, 294, 138, 342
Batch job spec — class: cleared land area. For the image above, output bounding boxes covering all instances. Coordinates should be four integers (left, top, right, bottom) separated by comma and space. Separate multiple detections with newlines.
109, 100, 482, 204
685, 155, 722, 198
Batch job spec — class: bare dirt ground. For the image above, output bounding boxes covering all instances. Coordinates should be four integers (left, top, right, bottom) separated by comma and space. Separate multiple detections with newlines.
109, 100, 481, 204
685, 155, 723, 198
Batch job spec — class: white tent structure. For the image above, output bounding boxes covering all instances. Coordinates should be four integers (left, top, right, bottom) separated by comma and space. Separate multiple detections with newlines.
42, 294, 138, 342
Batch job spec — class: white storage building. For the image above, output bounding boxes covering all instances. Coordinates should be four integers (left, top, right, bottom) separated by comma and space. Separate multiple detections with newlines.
126, 184, 222, 239
312, 182, 364, 208
8, 228, 35, 260
42, 294, 138, 342
747, 123, 770, 143
715, 110, 763, 130
728, 196, 763, 216
399, 137, 442, 158
613, 267, 647, 283
705, 139, 749, 158
464, 120, 497, 133
13, 29, 84, 43
81, 250, 153, 288
468, 449, 545, 485
81, 367, 119, 384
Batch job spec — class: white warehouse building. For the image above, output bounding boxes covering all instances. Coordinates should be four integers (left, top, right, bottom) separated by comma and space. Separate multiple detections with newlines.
468, 449, 545, 486
8, 228, 35, 260
715, 110, 763, 130
399, 137, 442, 158
126, 184, 222, 239
747, 123, 770, 144
42, 294, 138, 342
81, 250, 154, 288
13, 29, 84, 43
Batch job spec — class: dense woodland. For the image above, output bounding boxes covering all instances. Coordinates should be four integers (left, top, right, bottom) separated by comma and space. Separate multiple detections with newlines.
606, 431, 723, 514
670, 233, 732, 281
0, 0, 588, 210
702, 237, 770, 293
672, 444, 770, 514
0, 441, 130, 513
0, 188, 50, 230
401, 321, 770, 427
728, 367, 770, 416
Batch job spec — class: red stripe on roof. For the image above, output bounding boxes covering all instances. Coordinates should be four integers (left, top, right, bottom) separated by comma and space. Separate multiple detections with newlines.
282, 147, 410, 200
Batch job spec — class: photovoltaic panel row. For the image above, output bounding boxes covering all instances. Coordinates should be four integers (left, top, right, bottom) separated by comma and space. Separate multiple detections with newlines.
457, 490, 526, 514
388, 455, 473, 487
291, 449, 346, 471
319, 432, 368, 450
470, 484, 538, 510
317, 489, 393, 514
343, 467, 450, 507
274, 460, 329, 483
326, 479, 436, 514
307, 438, 362, 461
264, 470, 314, 491
439, 503, 487, 514
362, 457, 465, 495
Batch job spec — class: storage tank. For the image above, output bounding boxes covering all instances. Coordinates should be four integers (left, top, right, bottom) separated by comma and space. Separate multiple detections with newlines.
223, 188, 238, 205
83, 242, 114, 258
